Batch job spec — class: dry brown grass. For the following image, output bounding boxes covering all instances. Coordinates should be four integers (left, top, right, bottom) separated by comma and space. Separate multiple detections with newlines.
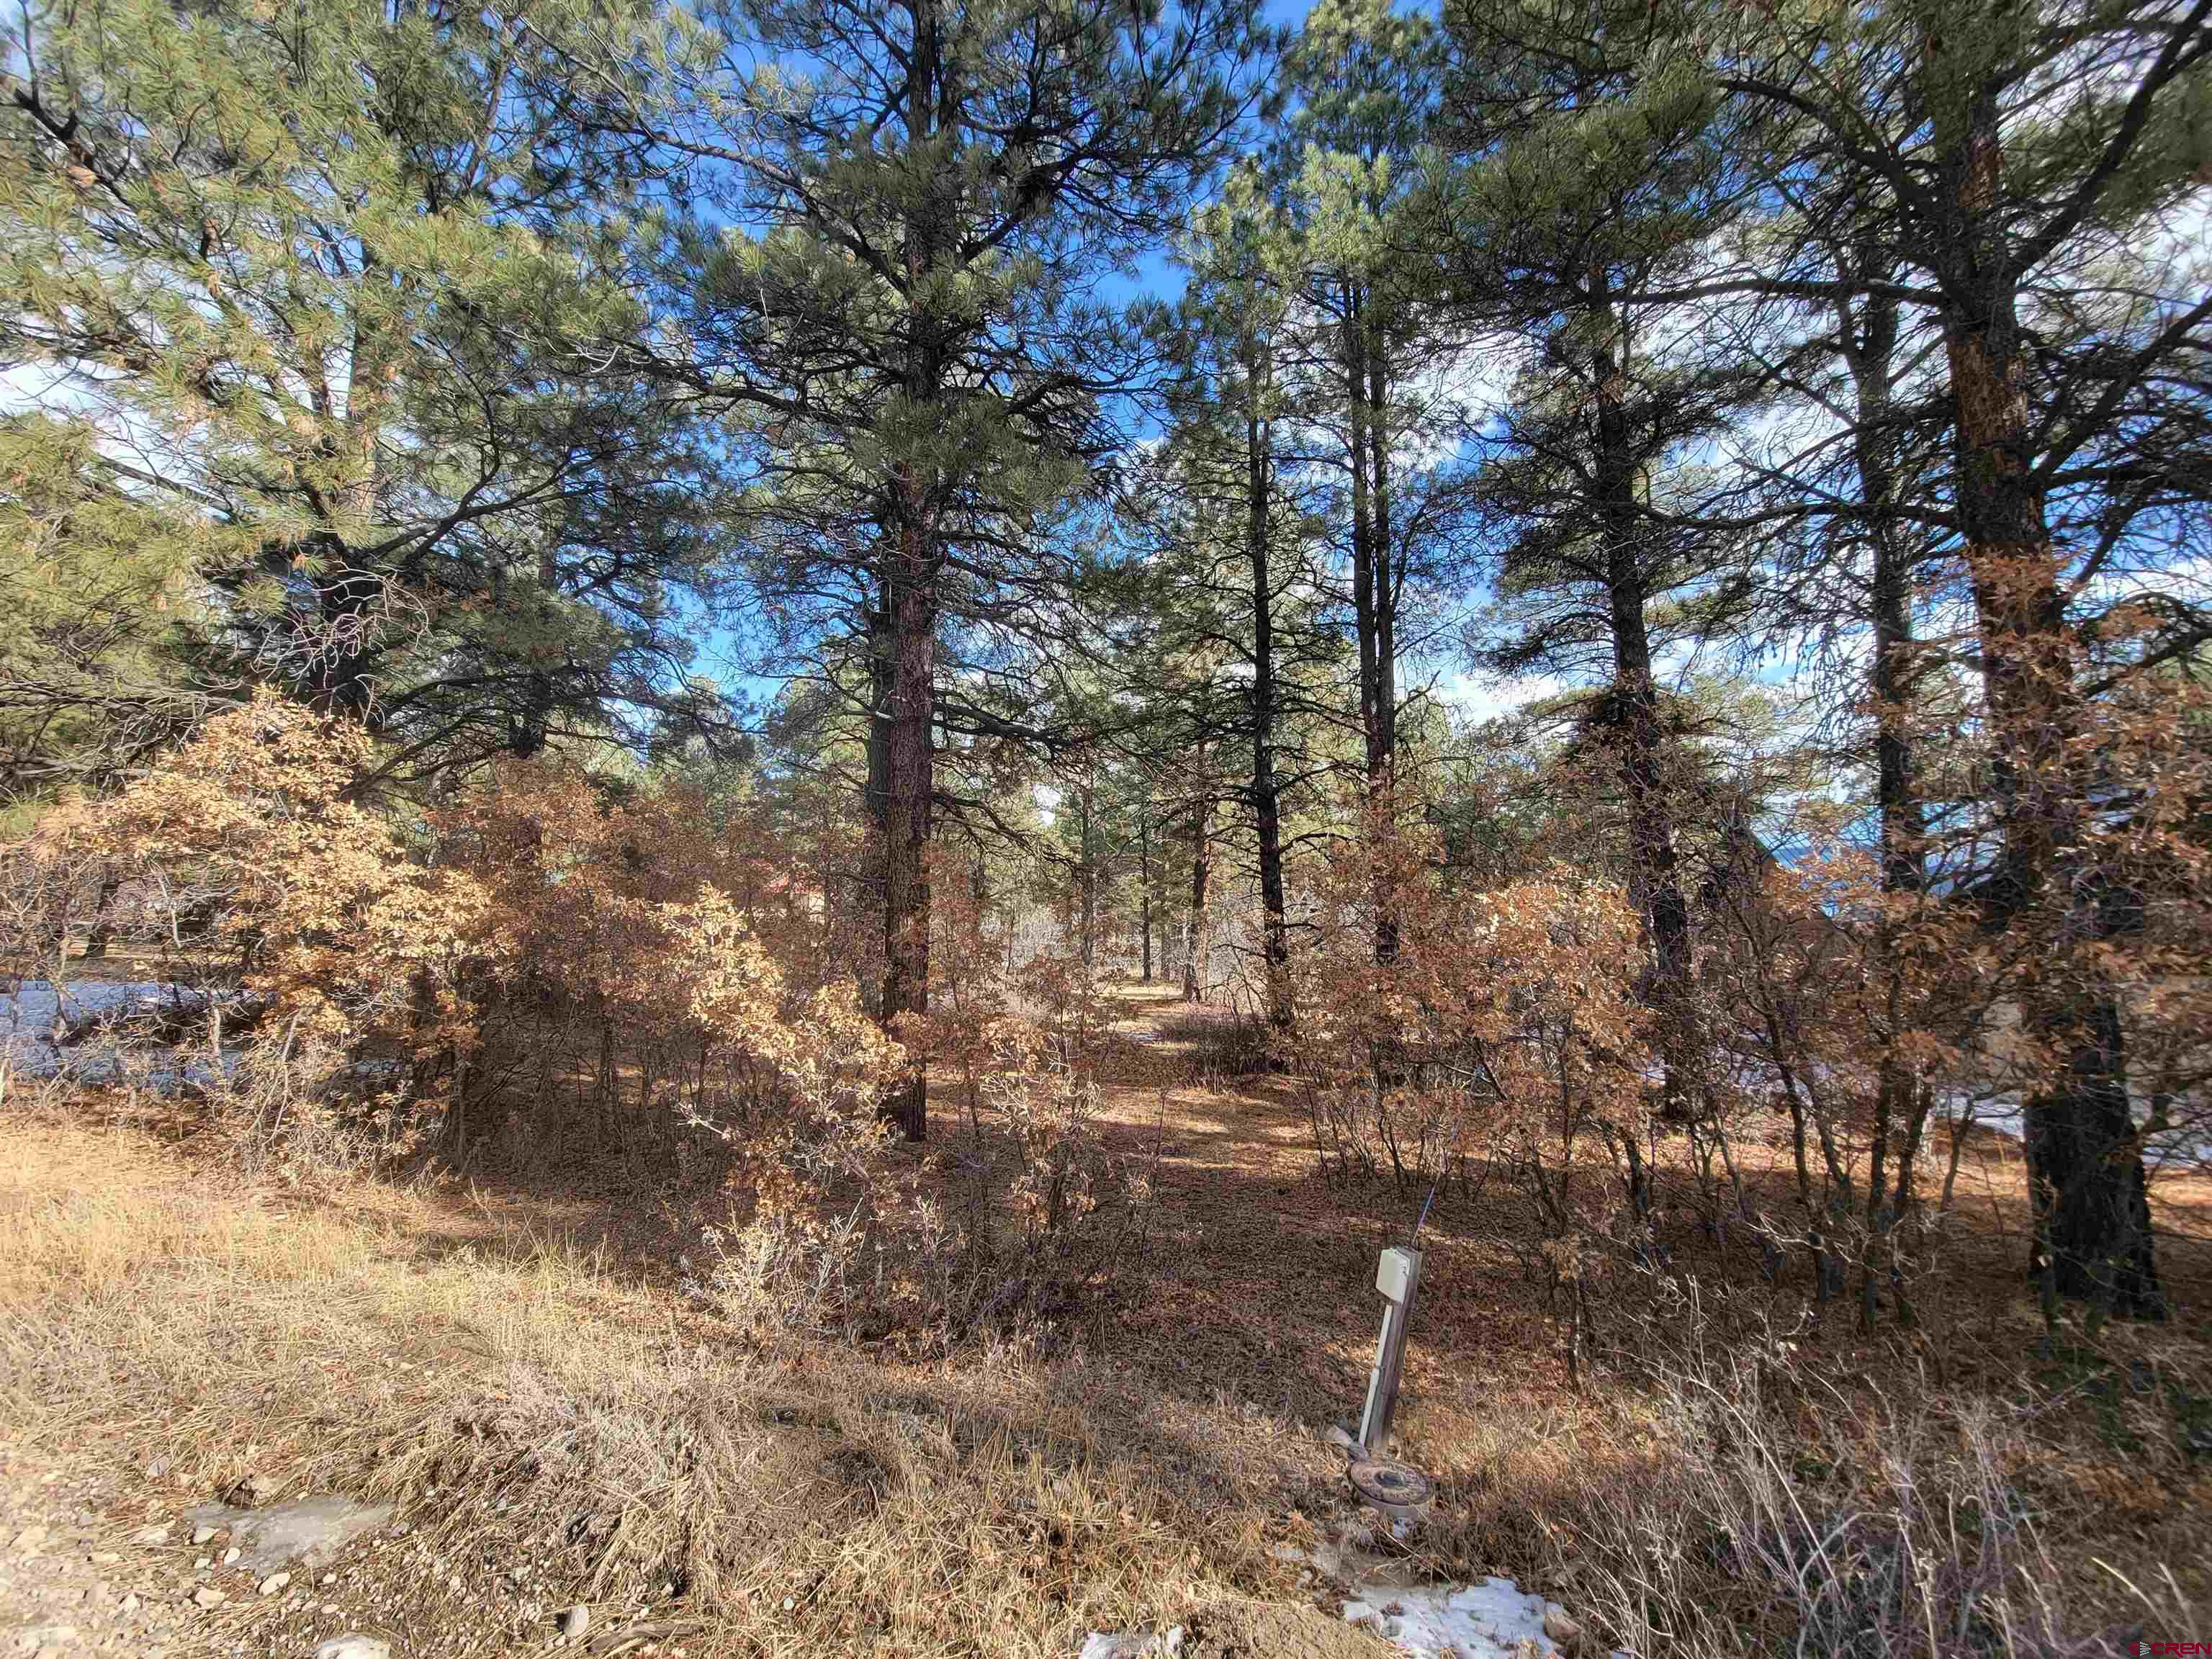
2, 984, 2208, 1657
0, 1106, 1329, 1657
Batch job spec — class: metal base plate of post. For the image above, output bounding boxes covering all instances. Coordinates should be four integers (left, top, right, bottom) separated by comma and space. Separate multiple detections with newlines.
1346, 1452, 1433, 1523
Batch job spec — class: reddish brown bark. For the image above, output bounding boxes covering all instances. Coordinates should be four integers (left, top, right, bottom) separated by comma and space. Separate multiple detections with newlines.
1590, 277, 1696, 1112
877, 529, 935, 1142
1926, 42, 2161, 1316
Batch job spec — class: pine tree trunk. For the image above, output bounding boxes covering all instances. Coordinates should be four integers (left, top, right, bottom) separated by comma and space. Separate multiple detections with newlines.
1847, 280, 1931, 1325
878, 0, 945, 1143
879, 535, 935, 1143
313, 286, 393, 719
1344, 280, 1400, 966
860, 583, 894, 1019
1591, 278, 1694, 1110
1183, 783, 1210, 1003
1925, 48, 2161, 1317
1363, 295, 1401, 966
1367, 332, 1398, 783
1246, 381, 1292, 1033
1848, 290, 1925, 901
1078, 778, 1097, 970
1139, 811, 1152, 982
1346, 282, 1380, 770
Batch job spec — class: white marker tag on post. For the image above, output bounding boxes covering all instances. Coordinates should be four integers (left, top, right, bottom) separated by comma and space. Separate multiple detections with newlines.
1376, 1246, 1418, 1304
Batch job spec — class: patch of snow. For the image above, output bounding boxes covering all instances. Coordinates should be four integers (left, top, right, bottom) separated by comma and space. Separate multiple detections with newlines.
1087, 1552, 1617, 1659
1941, 1092, 2025, 1141
0, 979, 234, 1088
184, 1498, 393, 1575
1341, 1575, 1570, 1659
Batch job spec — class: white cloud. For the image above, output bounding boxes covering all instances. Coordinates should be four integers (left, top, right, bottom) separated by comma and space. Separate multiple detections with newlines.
1439, 668, 1563, 726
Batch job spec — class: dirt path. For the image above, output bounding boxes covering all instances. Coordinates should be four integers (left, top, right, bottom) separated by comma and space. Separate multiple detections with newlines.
1076, 987, 1551, 1457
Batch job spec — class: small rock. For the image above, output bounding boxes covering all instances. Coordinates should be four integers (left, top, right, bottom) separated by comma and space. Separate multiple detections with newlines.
147, 1455, 171, 1479
189, 1526, 215, 1546
258, 1571, 290, 1596
119, 1593, 140, 1614
1322, 1423, 1359, 1453
221, 1547, 239, 1565
194, 1556, 211, 1569
313, 1640, 392, 1659
558, 1606, 590, 1639
132, 1526, 168, 1546
229, 1472, 279, 1508
88, 1550, 120, 1564
1544, 1608, 1583, 1651
1159, 1626, 1188, 1656
319, 1572, 336, 1586
11, 1524, 48, 1553
192, 1587, 225, 1609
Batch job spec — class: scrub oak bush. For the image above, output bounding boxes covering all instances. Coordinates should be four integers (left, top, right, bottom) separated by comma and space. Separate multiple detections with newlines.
1295, 807, 1656, 1378
698, 1014, 1151, 1346
1297, 807, 1653, 1208
6, 697, 1143, 1339
9, 694, 899, 1183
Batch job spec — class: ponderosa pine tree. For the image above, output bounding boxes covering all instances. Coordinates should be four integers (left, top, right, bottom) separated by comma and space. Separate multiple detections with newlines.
1082, 503, 1239, 1002
0, 415, 216, 798
1893, 0, 2202, 1323
1152, 174, 1351, 1033
1656, 125, 1955, 1316
1807, 248, 1951, 1324
1424, 0, 1774, 1113
0, 0, 726, 789
1760, 199, 1956, 1323
1274, 0, 1464, 965
652, 0, 1268, 1136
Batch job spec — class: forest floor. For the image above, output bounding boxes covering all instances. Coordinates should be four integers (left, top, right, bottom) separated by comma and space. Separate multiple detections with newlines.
2, 984, 2208, 1658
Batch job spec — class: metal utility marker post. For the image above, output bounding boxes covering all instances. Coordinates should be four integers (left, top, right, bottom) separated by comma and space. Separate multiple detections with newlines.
1357, 1246, 1422, 1452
